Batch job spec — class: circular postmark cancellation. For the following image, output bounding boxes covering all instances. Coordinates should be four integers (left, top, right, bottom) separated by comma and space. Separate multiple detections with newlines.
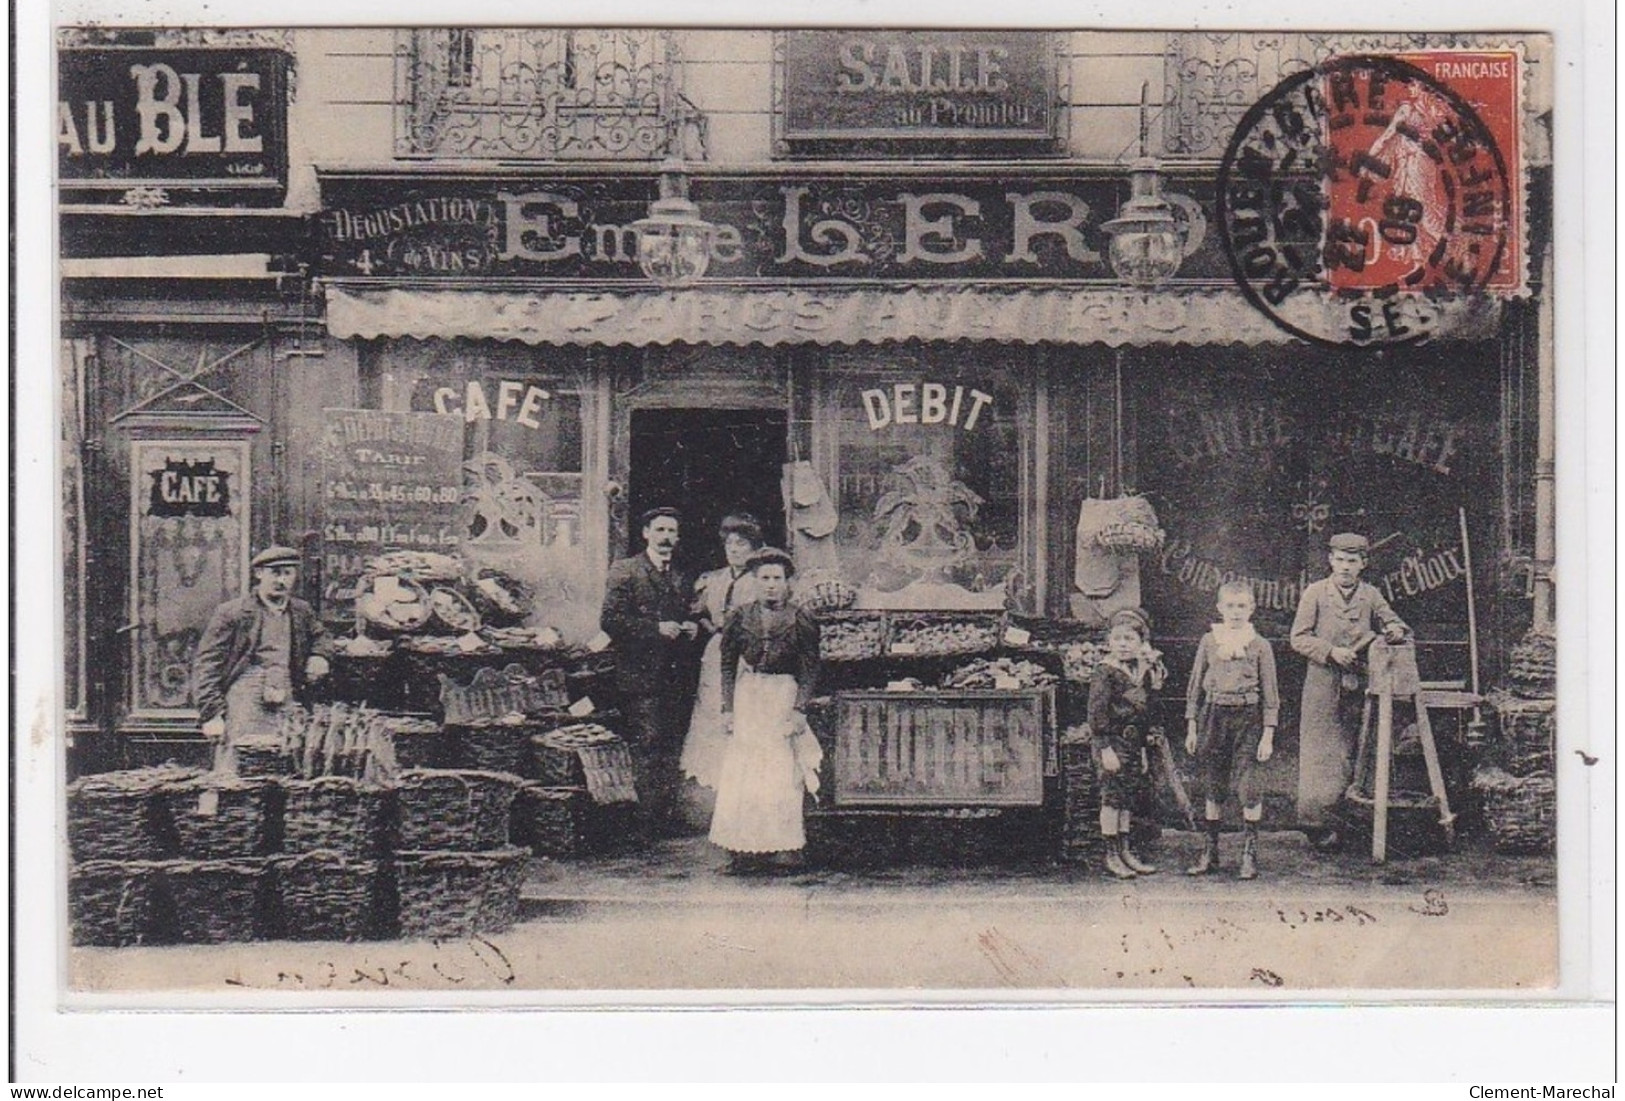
1217, 55, 1514, 348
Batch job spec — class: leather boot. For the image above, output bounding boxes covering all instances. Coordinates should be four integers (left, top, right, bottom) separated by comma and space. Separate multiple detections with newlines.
1102, 837, 1137, 879
1238, 824, 1259, 880
1186, 823, 1221, 875
1120, 833, 1158, 875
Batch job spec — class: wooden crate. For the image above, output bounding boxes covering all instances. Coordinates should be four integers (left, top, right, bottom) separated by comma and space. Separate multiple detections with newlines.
831, 688, 1054, 807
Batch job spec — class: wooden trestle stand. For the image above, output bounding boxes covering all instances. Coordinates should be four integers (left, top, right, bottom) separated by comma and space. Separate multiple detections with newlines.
1347, 640, 1462, 863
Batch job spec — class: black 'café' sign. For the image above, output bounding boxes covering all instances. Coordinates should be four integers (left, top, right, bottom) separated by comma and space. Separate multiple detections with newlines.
58, 47, 290, 202
148, 458, 232, 519
778, 30, 1057, 145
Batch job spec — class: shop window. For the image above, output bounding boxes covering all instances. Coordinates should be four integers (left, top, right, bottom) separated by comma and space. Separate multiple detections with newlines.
403, 371, 600, 640
394, 28, 676, 160
817, 362, 1026, 609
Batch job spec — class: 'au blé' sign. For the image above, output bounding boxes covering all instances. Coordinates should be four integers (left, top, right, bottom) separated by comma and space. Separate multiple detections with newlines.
58, 47, 290, 200
779, 30, 1057, 145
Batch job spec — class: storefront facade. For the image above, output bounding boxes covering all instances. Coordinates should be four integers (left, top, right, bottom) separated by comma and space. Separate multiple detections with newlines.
60, 27, 1552, 825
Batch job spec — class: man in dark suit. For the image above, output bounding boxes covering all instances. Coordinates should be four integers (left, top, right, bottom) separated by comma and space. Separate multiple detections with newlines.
600, 507, 698, 837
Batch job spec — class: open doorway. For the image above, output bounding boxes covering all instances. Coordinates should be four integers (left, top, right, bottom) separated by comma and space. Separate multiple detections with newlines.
628, 408, 789, 576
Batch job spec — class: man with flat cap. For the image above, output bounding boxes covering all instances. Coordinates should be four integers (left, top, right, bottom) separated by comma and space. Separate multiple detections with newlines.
1290, 532, 1410, 850
601, 507, 699, 838
193, 545, 332, 770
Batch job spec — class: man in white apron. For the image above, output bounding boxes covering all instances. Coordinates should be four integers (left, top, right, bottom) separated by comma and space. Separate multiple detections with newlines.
193, 545, 332, 769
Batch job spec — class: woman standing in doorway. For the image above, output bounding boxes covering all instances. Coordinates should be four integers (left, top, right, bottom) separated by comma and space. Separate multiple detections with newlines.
680, 513, 764, 792
710, 547, 822, 873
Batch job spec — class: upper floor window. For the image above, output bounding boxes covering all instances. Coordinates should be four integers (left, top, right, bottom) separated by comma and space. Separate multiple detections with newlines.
395, 28, 676, 160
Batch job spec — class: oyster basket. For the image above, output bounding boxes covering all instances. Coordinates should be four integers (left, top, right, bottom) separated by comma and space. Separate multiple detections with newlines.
395, 769, 520, 851
67, 766, 197, 863
69, 859, 164, 947
1473, 768, 1556, 854
531, 724, 621, 787
815, 610, 888, 662
1488, 692, 1556, 777
161, 775, 278, 860
282, 776, 392, 859
383, 714, 449, 771
394, 846, 529, 939
888, 612, 1006, 658
1060, 740, 1102, 864
272, 851, 382, 942
163, 858, 267, 944
234, 741, 297, 780
451, 720, 548, 779
512, 784, 586, 858
1507, 632, 1556, 698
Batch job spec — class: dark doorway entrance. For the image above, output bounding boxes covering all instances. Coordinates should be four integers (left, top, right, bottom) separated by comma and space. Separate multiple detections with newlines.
628, 408, 789, 575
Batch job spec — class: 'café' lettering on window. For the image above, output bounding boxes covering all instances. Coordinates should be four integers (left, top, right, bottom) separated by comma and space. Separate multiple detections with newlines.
433, 380, 554, 429
861, 383, 994, 431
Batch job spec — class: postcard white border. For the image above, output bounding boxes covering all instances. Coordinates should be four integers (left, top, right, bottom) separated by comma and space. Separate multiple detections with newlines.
12, 0, 1616, 1080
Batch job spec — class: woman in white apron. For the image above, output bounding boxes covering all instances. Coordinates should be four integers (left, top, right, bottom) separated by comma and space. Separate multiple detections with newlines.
679, 514, 763, 790
710, 547, 822, 872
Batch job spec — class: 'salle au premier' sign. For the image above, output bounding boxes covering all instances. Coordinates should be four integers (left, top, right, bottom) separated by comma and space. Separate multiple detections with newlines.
57, 47, 290, 200
778, 30, 1056, 144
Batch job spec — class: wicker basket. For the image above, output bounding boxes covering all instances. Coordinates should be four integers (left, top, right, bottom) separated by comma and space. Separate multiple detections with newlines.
395, 769, 520, 851
797, 574, 858, 613
531, 723, 619, 787
1473, 767, 1556, 854
1060, 741, 1102, 864
355, 573, 434, 633
272, 851, 381, 941
163, 858, 266, 944
234, 741, 296, 780
1094, 520, 1166, 553
429, 586, 484, 634
1508, 632, 1556, 698
451, 719, 546, 778
67, 766, 197, 863
512, 784, 586, 858
383, 715, 449, 771
816, 611, 888, 662
1489, 692, 1556, 777
889, 612, 1005, 657
394, 847, 529, 939
161, 775, 277, 860
282, 777, 391, 858
69, 860, 163, 947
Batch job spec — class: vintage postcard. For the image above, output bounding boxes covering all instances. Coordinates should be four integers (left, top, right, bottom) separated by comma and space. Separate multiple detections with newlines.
12, 0, 1612, 1077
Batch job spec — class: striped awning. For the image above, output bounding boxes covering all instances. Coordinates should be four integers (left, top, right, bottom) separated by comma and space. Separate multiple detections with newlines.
324, 282, 1504, 348
322, 282, 1503, 347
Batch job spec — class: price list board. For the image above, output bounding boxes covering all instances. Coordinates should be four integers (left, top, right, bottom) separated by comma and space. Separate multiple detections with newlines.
319, 408, 466, 616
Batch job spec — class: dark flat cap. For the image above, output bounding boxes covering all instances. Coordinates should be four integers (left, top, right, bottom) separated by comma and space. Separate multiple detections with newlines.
1328, 532, 1370, 553
639, 506, 682, 528
250, 545, 302, 570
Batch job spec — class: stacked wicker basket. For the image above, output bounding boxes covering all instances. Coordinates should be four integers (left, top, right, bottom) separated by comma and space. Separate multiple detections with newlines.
392, 768, 528, 939
1474, 632, 1557, 855
67, 765, 283, 945
514, 723, 640, 858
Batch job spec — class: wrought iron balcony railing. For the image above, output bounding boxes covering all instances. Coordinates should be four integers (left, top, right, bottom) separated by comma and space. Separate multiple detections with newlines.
394, 28, 681, 160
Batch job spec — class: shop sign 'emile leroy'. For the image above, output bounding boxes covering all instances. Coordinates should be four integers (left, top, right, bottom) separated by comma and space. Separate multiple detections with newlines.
57, 47, 290, 198
317, 176, 1216, 282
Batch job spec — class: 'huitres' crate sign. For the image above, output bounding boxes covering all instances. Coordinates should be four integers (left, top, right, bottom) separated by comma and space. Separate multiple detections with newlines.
440, 665, 568, 726
778, 30, 1057, 144
832, 689, 1049, 806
